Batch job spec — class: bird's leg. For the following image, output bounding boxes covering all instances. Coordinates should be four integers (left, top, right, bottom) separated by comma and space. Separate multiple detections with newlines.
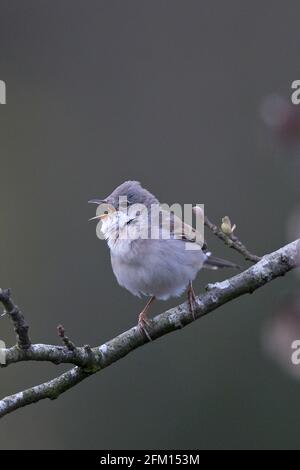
187, 281, 197, 320
138, 296, 155, 339
138, 296, 155, 326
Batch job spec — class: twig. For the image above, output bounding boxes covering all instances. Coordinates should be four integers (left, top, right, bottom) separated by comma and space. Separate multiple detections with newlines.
0, 289, 31, 349
0, 368, 91, 417
0, 239, 298, 418
204, 216, 261, 263
57, 325, 76, 351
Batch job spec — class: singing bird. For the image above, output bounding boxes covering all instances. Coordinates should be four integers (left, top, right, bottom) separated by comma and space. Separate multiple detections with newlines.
89, 181, 238, 333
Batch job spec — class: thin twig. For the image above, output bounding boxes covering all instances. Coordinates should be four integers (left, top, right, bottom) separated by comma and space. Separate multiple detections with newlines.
57, 325, 76, 351
0, 289, 31, 349
204, 216, 261, 263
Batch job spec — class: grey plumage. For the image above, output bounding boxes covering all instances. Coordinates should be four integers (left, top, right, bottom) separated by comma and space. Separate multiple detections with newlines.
97, 180, 158, 209
89, 181, 239, 325
204, 254, 240, 270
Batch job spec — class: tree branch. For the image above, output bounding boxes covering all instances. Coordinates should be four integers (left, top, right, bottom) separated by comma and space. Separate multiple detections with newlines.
203, 215, 261, 263
0, 289, 31, 349
0, 239, 299, 418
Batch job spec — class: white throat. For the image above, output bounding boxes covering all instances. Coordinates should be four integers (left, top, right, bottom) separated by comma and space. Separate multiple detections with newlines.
100, 211, 133, 249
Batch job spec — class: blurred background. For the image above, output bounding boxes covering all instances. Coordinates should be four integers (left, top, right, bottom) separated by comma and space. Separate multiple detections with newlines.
0, 0, 300, 450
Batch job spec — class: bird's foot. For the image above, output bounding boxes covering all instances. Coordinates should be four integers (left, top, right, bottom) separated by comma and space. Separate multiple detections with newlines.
138, 312, 152, 341
187, 283, 197, 321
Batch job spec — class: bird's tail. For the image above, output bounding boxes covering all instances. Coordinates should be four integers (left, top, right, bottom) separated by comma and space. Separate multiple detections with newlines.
204, 253, 240, 270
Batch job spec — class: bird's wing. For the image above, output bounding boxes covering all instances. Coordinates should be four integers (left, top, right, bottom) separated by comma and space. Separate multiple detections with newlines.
159, 209, 205, 248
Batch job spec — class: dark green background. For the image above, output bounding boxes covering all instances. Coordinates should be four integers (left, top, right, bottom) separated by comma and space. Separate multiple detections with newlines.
0, 0, 299, 449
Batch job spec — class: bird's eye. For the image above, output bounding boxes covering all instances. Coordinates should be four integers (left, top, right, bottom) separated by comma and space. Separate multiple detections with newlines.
104, 210, 109, 215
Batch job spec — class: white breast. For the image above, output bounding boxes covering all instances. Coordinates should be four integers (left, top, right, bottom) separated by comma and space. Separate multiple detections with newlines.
110, 238, 205, 300
102, 211, 206, 300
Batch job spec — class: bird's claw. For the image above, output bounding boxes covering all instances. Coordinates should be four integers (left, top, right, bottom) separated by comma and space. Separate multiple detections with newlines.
188, 299, 197, 321
138, 313, 152, 341
188, 285, 197, 321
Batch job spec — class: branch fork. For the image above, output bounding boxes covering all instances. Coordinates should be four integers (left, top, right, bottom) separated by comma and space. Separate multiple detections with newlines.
0, 215, 298, 419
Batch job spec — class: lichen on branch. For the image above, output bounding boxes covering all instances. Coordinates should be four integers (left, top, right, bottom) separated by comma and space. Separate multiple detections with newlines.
0, 238, 298, 419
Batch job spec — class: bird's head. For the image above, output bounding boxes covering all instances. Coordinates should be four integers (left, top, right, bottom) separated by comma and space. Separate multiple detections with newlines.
89, 181, 160, 245
89, 180, 158, 213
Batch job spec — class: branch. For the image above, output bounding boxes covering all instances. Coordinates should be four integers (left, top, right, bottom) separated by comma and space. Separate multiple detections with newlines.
57, 325, 76, 351
0, 289, 31, 349
0, 239, 299, 418
203, 215, 261, 263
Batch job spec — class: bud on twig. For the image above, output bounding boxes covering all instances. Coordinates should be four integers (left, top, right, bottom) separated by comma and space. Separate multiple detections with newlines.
221, 216, 236, 236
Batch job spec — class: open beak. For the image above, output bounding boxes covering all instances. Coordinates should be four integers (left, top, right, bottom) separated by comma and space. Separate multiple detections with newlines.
88, 199, 115, 222
88, 214, 108, 222
88, 199, 106, 205
88, 198, 109, 221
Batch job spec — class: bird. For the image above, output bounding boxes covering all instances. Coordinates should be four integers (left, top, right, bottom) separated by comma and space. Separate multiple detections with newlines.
89, 181, 239, 335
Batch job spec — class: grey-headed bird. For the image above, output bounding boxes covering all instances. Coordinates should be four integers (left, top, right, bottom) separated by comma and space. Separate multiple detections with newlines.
89, 181, 238, 334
